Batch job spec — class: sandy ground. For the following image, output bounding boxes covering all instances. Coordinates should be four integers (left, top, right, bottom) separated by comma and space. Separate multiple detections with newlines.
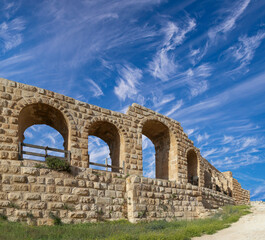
193, 202, 265, 240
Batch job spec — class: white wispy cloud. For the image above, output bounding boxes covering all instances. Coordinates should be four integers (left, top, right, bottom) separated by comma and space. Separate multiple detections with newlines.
190, 80, 208, 97
152, 94, 175, 108
114, 65, 142, 101
162, 18, 196, 51
208, 0, 251, 41
189, 42, 209, 65
213, 153, 265, 170
228, 30, 265, 70
160, 63, 212, 98
172, 70, 265, 123
142, 135, 154, 150
88, 136, 110, 164
202, 148, 218, 158
223, 135, 234, 144
251, 185, 265, 199
186, 128, 196, 136
190, 0, 251, 64
164, 99, 183, 116
149, 49, 178, 82
196, 133, 209, 143
86, 78, 104, 97
47, 134, 56, 145
24, 131, 33, 139
186, 64, 212, 97
236, 137, 258, 151
0, 17, 25, 52
149, 17, 196, 81
90, 146, 110, 162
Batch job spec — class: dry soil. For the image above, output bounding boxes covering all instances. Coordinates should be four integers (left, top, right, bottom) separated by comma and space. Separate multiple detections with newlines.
193, 202, 265, 240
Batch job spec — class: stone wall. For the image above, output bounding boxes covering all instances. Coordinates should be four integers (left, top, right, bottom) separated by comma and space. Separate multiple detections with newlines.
0, 78, 250, 224
0, 160, 127, 225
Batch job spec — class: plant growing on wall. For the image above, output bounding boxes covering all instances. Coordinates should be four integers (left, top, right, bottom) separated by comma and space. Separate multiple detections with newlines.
45, 157, 70, 172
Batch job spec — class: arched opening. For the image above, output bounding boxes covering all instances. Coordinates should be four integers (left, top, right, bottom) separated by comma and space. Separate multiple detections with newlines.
88, 136, 111, 171
88, 121, 121, 172
204, 169, 212, 189
142, 135, 156, 178
187, 149, 198, 185
142, 120, 170, 180
23, 125, 65, 161
18, 103, 69, 149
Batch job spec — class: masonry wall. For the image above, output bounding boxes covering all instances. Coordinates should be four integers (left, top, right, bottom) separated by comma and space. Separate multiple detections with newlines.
0, 160, 127, 225
0, 78, 250, 224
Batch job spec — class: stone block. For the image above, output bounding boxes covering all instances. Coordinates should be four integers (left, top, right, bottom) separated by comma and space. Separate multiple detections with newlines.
64, 179, 77, 186
8, 192, 21, 201
28, 202, 46, 209
48, 202, 64, 210
72, 188, 89, 196
105, 190, 116, 198
13, 184, 29, 191
62, 195, 78, 203
24, 193, 41, 200
43, 194, 61, 202
96, 197, 111, 205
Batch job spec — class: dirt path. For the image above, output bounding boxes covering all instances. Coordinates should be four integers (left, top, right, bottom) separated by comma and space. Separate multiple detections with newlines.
193, 202, 265, 240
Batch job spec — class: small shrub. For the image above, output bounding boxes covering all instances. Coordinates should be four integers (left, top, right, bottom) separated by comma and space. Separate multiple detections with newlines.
160, 204, 168, 211
138, 210, 147, 219
45, 157, 70, 172
35, 163, 46, 169
8, 202, 20, 209
96, 209, 104, 221
171, 193, 177, 199
63, 204, 74, 211
26, 212, 34, 220
0, 213, 7, 220
49, 212, 62, 225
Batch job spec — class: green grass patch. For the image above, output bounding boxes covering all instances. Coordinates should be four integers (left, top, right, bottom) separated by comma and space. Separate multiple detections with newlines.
0, 205, 251, 240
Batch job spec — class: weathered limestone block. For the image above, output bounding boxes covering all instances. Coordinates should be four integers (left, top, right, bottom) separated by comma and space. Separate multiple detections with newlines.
68, 211, 86, 218
72, 188, 89, 196
31, 185, 46, 192
43, 194, 61, 202
64, 179, 77, 186
56, 187, 71, 194
8, 192, 21, 201
62, 195, 79, 203
47, 202, 64, 210
28, 202, 46, 209
13, 184, 29, 191
24, 193, 41, 200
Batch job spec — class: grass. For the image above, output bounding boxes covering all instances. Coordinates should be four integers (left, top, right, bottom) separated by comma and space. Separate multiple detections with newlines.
0, 205, 251, 240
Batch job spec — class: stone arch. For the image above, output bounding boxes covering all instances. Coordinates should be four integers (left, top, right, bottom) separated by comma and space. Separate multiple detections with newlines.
186, 148, 199, 185
141, 117, 171, 180
14, 98, 76, 150
85, 117, 125, 172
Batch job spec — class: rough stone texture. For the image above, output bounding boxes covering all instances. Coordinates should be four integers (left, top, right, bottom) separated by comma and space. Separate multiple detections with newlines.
0, 78, 250, 224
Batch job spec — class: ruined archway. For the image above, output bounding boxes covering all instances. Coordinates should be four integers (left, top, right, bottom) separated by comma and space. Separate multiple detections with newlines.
88, 121, 121, 172
187, 149, 198, 185
142, 120, 170, 180
18, 103, 69, 149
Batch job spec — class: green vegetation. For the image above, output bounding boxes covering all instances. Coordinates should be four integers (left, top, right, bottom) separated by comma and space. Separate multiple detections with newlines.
0, 205, 251, 240
45, 157, 71, 172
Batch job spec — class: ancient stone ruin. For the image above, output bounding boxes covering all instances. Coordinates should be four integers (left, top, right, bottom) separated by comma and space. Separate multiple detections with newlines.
0, 78, 250, 225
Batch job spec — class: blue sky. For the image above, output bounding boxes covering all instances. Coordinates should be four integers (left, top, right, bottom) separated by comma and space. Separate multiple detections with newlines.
1, 0, 265, 200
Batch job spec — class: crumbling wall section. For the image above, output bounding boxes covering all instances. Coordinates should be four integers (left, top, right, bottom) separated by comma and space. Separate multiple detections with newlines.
232, 178, 250, 205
